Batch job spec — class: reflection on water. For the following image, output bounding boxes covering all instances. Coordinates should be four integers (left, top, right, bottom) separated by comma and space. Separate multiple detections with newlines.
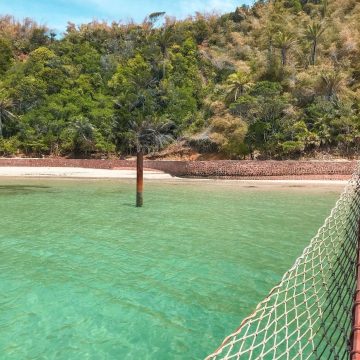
0, 185, 52, 196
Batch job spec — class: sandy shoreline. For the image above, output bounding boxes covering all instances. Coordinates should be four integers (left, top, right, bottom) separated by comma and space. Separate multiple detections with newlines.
0, 166, 174, 179
0, 167, 349, 188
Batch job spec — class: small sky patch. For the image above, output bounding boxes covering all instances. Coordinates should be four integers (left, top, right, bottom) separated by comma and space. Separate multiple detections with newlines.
0, 0, 253, 33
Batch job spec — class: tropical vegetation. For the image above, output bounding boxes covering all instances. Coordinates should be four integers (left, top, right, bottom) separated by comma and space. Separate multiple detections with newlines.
0, 0, 359, 159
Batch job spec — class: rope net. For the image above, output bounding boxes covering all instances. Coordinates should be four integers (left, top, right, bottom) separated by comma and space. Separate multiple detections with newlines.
207, 163, 360, 360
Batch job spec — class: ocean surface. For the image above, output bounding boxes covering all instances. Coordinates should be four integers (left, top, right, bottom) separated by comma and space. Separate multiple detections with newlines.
0, 179, 342, 359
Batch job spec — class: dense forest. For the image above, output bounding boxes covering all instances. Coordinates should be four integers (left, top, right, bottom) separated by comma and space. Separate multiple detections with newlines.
0, 0, 359, 159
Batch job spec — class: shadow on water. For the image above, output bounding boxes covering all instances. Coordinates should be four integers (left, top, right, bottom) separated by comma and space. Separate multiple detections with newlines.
0, 185, 53, 196
122, 203, 136, 208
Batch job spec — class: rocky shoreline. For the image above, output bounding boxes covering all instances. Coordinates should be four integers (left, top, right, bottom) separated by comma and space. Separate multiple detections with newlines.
0, 158, 356, 180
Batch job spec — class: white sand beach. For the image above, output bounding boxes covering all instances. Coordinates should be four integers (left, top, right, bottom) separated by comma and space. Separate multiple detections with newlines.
0, 167, 349, 189
0, 166, 174, 179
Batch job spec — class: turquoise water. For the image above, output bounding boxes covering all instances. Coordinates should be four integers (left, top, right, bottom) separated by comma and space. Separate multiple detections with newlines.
0, 179, 341, 359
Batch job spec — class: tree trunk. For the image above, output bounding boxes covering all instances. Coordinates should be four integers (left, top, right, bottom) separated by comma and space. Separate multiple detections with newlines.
234, 88, 239, 101
162, 48, 167, 78
136, 151, 144, 207
0, 112, 2, 137
311, 39, 317, 66
281, 48, 287, 66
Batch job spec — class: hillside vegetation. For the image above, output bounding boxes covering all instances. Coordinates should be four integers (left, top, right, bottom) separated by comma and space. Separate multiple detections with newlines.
0, 0, 359, 159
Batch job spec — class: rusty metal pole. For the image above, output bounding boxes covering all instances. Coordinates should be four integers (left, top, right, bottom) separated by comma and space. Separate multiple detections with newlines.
136, 151, 143, 207
351, 218, 360, 359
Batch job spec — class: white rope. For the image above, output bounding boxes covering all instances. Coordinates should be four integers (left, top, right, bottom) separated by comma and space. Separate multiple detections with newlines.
206, 163, 360, 360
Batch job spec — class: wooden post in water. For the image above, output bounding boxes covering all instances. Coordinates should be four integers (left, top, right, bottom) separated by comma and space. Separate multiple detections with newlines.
136, 151, 143, 207
351, 218, 360, 359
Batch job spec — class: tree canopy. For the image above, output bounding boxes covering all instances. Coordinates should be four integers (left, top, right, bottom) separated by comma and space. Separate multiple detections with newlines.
0, 0, 359, 159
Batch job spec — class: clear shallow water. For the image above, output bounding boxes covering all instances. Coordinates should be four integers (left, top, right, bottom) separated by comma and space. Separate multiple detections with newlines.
0, 179, 341, 360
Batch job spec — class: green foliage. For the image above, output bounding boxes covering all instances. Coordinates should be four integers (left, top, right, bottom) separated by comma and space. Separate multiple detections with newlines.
0, 136, 19, 156
284, 0, 303, 13
305, 22, 325, 65
0, 90, 17, 137
210, 116, 248, 158
280, 141, 305, 156
0, 39, 13, 75
225, 72, 252, 102
0, 0, 358, 158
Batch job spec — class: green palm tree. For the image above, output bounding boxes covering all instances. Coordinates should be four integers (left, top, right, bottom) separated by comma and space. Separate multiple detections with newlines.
130, 119, 173, 207
321, 0, 328, 18
319, 71, 343, 100
273, 31, 296, 66
148, 12, 166, 25
72, 117, 96, 156
159, 22, 173, 78
225, 72, 252, 102
306, 22, 325, 65
0, 92, 16, 138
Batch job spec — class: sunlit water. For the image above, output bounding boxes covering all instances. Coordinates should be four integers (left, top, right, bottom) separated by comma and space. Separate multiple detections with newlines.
0, 179, 342, 359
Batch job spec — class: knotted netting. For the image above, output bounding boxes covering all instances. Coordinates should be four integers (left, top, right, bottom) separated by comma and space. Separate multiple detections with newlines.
207, 163, 360, 360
